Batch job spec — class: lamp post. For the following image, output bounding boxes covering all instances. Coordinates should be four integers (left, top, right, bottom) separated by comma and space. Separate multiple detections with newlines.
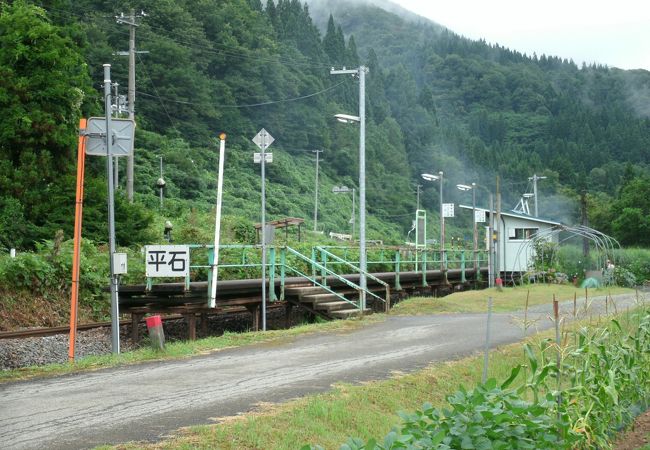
528, 174, 547, 217
457, 183, 478, 281
458, 182, 494, 288
313, 149, 323, 232
332, 185, 356, 239
331, 65, 368, 311
421, 172, 444, 273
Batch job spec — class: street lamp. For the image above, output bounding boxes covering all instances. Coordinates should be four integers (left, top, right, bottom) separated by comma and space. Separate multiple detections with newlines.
331, 65, 368, 311
458, 182, 494, 288
457, 183, 478, 281
332, 186, 356, 239
334, 113, 360, 124
421, 171, 445, 275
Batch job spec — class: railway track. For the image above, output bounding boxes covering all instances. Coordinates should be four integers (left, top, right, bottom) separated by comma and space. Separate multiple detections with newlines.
0, 305, 287, 340
2, 267, 486, 341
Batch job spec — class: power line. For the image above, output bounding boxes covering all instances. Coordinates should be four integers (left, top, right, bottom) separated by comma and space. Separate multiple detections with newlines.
39, 5, 333, 71
136, 80, 346, 109
135, 53, 177, 130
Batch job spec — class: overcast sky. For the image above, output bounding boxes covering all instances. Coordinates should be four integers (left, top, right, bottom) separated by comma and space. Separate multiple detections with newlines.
392, 0, 650, 71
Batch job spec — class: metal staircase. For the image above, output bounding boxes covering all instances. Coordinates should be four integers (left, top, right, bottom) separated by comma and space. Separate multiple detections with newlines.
279, 246, 370, 320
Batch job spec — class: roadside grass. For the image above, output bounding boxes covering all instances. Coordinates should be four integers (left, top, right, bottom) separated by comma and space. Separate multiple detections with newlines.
390, 284, 634, 315
118, 308, 646, 450
0, 317, 380, 384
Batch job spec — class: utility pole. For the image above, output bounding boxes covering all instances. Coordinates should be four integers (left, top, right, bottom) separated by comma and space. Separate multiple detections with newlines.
495, 175, 501, 283
312, 149, 323, 232
488, 192, 494, 288
111, 82, 125, 190
471, 183, 477, 276
439, 171, 445, 273
116, 9, 147, 203
528, 173, 547, 217
104, 64, 120, 354
351, 188, 356, 239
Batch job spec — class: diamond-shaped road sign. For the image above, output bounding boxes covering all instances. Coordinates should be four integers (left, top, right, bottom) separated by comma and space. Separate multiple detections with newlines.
84, 117, 135, 157
252, 128, 274, 151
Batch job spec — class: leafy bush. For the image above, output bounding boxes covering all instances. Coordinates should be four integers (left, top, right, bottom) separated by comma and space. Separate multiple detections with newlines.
308, 311, 650, 450
604, 266, 637, 287
555, 245, 650, 286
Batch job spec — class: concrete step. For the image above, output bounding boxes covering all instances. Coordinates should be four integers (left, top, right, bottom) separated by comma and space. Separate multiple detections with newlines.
300, 293, 342, 304
314, 301, 356, 312
284, 286, 330, 297
329, 308, 372, 319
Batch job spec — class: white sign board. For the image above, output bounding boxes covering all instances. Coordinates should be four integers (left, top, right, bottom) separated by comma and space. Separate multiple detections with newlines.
474, 209, 487, 223
442, 203, 455, 218
254, 152, 273, 163
85, 117, 135, 156
252, 128, 274, 150
145, 245, 190, 277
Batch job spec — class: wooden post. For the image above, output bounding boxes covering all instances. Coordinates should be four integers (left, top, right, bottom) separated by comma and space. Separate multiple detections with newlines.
185, 314, 197, 341
200, 313, 208, 335
131, 313, 142, 344
285, 302, 294, 328
246, 304, 260, 331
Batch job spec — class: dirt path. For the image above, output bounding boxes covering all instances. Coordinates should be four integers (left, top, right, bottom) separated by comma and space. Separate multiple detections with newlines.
615, 409, 650, 450
0, 294, 641, 450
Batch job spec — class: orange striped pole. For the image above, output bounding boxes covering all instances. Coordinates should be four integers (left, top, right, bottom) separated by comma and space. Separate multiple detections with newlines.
69, 119, 87, 362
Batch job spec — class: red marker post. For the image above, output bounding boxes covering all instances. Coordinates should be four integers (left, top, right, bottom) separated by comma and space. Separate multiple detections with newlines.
146, 315, 165, 350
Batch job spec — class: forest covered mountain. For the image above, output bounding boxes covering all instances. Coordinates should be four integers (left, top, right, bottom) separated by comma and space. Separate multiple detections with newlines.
2, 0, 650, 250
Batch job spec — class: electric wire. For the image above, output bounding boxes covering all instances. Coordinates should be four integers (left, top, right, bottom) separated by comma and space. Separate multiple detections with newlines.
136, 80, 347, 109
38, 5, 335, 71
135, 53, 178, 130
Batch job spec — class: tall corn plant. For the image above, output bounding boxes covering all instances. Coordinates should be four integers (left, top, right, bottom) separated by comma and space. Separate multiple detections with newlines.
314, 311, 650, 450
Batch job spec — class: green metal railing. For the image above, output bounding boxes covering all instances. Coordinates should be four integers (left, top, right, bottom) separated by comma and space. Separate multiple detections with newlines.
281, 246, 362, 309
317, 246, 487, 289
142, 244, 487, 310
315, 246, 390, 312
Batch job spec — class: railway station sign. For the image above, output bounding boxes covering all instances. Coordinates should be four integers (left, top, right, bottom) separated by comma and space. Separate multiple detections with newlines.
145, 245, 190, 277
442, 203, 455, 218
474, 209, 487, 223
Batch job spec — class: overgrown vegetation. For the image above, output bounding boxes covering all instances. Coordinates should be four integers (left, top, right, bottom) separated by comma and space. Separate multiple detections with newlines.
538, 244, 650, 286
309, 311, 650, 449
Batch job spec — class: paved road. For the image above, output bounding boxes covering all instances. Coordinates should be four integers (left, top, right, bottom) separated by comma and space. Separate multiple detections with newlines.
0, 294, 641, 449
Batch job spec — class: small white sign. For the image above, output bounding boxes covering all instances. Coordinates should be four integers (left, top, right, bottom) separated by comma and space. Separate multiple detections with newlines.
442, 203, 455, 218
474, 209, 486, 223
253, 152, 273, 163
252, 128, 275, 150
113, 253, 128, 275
145, 245, 190, 277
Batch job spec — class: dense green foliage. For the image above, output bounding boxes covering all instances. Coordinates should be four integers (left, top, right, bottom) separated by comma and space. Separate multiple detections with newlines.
1, 0, 650, 252
314, 311, 650, 449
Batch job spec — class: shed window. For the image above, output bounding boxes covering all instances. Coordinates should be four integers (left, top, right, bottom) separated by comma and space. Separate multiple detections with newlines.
510, 227, 538, 240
